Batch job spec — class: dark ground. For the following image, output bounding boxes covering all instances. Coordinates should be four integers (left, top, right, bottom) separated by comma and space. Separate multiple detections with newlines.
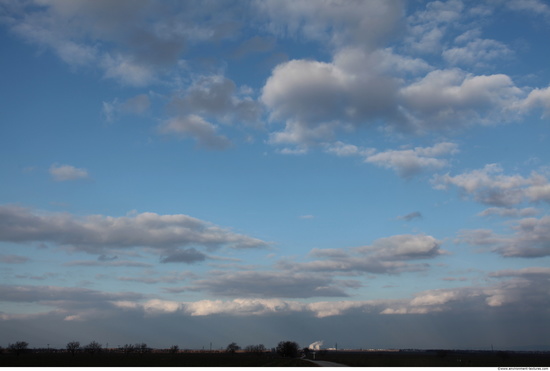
0, 351, 316, 367
2, 350, 550, 367
314, 350, 550, 367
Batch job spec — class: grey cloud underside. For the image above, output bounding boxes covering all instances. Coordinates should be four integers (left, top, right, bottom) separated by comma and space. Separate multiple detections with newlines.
433, 164, 550, 207
158, 75, 263, 149
0, 284, 142, 304
0, 254, 30, 264
478, 207, 540, 218
160, 248, 207, 264
63, 260, 153, 268
284, 234, 445, 275
191, 271, 350, 298
2, 267, 548, 320
117, 271, 196, 285
171, 75, 262, 125
458, 215, 550, 258
0, 205, 268, 256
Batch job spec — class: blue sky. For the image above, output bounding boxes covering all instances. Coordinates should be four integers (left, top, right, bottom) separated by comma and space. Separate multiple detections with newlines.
1, 0, 550, 351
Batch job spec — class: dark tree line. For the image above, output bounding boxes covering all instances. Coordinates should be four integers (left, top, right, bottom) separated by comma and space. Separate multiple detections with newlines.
122, 343, 151, 355
3, 340, 303, 358
245, 344, 267, 354
225, 343, 267, 354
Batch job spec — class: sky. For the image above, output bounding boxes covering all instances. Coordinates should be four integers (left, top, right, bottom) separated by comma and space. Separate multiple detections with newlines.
1, 0, 550, 352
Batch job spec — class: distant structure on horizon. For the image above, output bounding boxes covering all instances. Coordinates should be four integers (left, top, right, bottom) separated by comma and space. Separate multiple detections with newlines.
308, 341, 323, 350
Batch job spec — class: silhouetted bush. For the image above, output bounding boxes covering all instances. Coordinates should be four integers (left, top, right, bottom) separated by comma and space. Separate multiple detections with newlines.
226, 342, 240, 353
276, 341, 300, 358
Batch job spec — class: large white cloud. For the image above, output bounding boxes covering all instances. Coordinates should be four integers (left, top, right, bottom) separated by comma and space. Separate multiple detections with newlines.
262, 51, 528, 147
259, 0, 550, 149
5, 0, 548, 150
261, 47, 405, 145
399, 69, 523, 132
517, 86, 550, 119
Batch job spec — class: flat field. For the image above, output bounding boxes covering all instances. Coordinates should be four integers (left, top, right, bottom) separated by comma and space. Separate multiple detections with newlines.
3, 350, 550, 367
0, 352, 316, 367
314, 350, 550, 367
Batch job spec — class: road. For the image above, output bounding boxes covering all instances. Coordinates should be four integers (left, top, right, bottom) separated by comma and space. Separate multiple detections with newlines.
306, 360, 349, 367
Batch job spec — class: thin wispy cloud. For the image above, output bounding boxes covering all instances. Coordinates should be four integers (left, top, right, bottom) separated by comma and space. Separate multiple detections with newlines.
397, 211, 423, 221
49, 164, 90, 181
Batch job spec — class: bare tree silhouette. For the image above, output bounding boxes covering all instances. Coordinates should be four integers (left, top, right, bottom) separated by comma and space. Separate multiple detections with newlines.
8, 341, 29, 356
169, 345, 179, 354
66, 341, 80, 356
136, 343, 150, 356
85, 341, 102, 355
226, 342, 240, 353
123, 344, 135, 355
